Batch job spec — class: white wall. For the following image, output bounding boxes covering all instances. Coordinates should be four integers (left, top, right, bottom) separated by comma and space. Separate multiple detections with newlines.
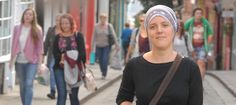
98, 0, 109, 17
43, 0, 68, 37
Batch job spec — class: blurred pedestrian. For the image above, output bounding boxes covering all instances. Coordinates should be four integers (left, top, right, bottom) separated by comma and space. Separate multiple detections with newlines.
116, 5, 203, 105
173, 13, 193, 57
53, 14, 86, 105
125, 14, 150, 63
121, 22, 132, 64
91, 13, 118, 79
9, 7, 43, 105
43, 14, 62, 99
184, 7, 214, 79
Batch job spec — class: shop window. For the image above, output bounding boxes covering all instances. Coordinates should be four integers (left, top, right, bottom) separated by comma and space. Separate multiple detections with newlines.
0, 20, 2, 37
3, 0, 11, 17
0, 0, 12, 57
0, 19, 11, 37
3, 20, 10, 36
0, 40, 2, 56
0, 2, 2, 18
0, 38, 10, 56
1, 38, 10, 56
21, 0, 32, 1
0, 0, 12, 18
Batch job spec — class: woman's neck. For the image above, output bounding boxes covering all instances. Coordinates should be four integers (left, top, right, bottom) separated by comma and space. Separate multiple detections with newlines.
62, 31, 73, 37
145, 48, 177, 63
100, 22, 107, 26
23, 23, 31, 27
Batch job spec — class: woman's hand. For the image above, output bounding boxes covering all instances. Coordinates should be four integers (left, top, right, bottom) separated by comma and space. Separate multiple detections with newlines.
59, 54, 65, 67
9, 59, 14, 70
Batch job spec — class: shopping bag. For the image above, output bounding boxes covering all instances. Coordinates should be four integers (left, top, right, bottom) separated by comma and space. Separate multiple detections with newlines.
90, 52, 96, 65
110, 49, 122, 70
37, 64, 50, 86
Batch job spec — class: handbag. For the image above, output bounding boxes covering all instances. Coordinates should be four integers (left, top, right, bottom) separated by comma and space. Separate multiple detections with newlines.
81, 63, 98, 92
108, 24, 115, 46
149, 54, 183, 105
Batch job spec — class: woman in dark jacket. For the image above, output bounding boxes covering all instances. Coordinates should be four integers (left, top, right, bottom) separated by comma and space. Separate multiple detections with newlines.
44, 14, 61, 99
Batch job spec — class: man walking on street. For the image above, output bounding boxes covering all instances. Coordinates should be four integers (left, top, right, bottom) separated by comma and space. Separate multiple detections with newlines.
121, 22, 132, 64
184, 8, 214, 79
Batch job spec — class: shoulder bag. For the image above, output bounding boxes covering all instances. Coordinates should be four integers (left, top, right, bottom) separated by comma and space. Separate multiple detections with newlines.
108, 24, 115, 46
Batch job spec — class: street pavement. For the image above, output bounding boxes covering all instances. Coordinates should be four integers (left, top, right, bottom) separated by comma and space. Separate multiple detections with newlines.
0, 64, 236, 105
0, 64, 123, 105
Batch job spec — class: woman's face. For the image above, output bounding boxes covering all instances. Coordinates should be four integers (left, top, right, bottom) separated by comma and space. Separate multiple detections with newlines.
147, 16, 174, 50
100, 16, 107, 24
23, 10, 34, 24
60, 18, 72, 33
139, 16, 145, 27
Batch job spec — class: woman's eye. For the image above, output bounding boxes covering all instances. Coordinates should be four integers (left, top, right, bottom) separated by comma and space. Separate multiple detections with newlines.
162, 23, 169, 27
149, 25, 155, 29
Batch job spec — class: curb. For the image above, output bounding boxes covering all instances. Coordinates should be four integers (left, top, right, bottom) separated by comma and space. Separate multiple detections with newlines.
80, 73, 122, 104
206, 72, 236, 97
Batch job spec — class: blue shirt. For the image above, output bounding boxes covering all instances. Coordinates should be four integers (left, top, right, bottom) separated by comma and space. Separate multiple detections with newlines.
121, 28, 132, 43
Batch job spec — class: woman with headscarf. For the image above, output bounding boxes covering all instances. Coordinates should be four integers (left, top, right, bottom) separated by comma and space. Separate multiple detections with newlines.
116, 5, 203, 105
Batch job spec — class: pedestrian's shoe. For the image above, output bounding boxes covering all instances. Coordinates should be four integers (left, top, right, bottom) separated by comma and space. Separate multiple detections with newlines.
47, 93, 55, 99
101, 76, 106, 80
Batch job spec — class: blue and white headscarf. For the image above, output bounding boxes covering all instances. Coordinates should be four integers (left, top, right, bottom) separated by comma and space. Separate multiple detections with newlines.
144, 5, 178, 32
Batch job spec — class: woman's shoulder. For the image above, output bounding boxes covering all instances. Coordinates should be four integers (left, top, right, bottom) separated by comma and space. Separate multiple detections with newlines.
75, 32, 84, 39
182, 57, 197, 65
126, 56, 143, 65
14, 24, 22, 30
181, 57, 199, 71
36, 25, 42, 31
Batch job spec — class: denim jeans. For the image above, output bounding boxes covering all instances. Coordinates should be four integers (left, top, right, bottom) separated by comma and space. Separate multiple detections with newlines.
15, 63, 38, 105
47, 57, 56, 93
96, 46, 110, 77
194, 46, 207, 62
54, 69, 80, 105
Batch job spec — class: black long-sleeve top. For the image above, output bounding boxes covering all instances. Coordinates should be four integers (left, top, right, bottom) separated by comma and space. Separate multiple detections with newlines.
53, 32, 86, 70
44, 26, 56, 59
116, 56, 203, 105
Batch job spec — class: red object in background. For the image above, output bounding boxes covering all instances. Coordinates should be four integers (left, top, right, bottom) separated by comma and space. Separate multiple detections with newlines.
70, 0, 80, 31
70, 0, 95, 63
85, 0, 95, 64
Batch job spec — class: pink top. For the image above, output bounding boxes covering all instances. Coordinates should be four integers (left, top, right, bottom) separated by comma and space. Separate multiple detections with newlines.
11, 24, 43, 64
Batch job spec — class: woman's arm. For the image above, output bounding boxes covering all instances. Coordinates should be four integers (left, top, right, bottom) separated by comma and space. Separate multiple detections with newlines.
76, 32, 86, 63
109, 24, 119, 46
43, 27, 53, 56
188, 62, 203, 105
53, 36, 61, 65
116, 60, 135, 105
125, 29, 137, 62
37, 27, 44, 65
